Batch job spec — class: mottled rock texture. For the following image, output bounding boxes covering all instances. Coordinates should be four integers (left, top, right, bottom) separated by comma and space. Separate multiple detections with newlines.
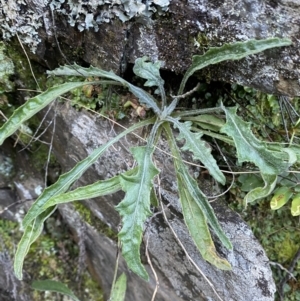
41, 104, 276, 301
1, 0, 299, 95
0, 102, 276, 300
1, 0, 295, 300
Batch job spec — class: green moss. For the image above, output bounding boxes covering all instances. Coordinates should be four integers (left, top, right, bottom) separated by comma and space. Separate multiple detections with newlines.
30, 142, 58, 172
46, 74, 127, 119
0, 219, 21, 252
24, 212, 104, 301
232, 200, 300, 301
73, 201, 117, 240
0, 40, 50, 148
6, 41, 46, 91
194, 32, 211, 53
0, 213, 104, 301
0, 42, 15, 94
79, 271, 104, 301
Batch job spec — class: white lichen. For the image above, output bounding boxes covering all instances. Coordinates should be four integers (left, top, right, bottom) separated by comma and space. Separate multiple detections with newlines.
50, 0, 170, 32
0, 0, 43, 52
0, 0, 170, 52
0, 42, 15, 93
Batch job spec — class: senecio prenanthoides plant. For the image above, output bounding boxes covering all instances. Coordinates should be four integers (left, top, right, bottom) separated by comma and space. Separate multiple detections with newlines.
0, 38, 298, 282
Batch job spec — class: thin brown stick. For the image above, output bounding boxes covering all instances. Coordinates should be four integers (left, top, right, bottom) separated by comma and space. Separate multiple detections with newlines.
44, 103, 57, 187
207, 137, 235, 200
0, 199, 35, 216
15, 30, 41, 91
109, 240, 122, 301
145, 235, 159, 301
277, 247, 300, 301
170, 83, 200, 99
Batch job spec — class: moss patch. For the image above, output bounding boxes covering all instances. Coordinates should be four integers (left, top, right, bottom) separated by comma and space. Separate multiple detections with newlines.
73, 201, 117, 241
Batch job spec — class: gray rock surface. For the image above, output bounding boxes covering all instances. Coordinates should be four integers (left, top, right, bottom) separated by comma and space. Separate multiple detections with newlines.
38, 103, 275, 301
0, 104, 275, 301
1, 0, 293, 299
0, 102, 276, 300
1, 0, 300, 96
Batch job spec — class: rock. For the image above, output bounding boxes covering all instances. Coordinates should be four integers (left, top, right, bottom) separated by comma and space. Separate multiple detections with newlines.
1, 1, 289, 299
38, 103, 276, 301
1, 0, 299, 96
0, 144, 41, 301
0, 102, 276, 300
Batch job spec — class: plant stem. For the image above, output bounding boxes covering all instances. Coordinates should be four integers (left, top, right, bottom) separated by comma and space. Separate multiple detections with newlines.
173, 107, 223, 117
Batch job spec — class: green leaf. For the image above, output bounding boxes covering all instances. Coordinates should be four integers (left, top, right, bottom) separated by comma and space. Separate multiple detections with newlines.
150, 186, 159, 207
40, 168, 138, 210
0, 81, 100, 145
238, 174, 264, 192
221, 105, 291, 174
115, 146, 159, 280
170, 118, 225, 184
21, 118, 155, 228
184, 114, 225, 132
178, 175, 231, 270
41, 175, 122, 209
32, 280, 80, 301
47, 64, 161, 114
270, 186, 293, 210
291, 193, 300, 216
177, 165, 232, 250
163, 123, 232, 251
279, 172, 300, 189
14, 206, 56, 280
282, 148, 297, 165
194, 128, 234, 145
133, 57, 165, 100
179, 38, 292, 94
244, 173, 277, 205
288, 145, 300, 162
110, 273, 127, 301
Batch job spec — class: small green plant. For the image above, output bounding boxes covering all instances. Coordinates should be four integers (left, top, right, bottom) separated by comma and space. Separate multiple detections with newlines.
0, 38, 297, 292
32, 273, 126, 301
32, 280, 81, 301
237, 168, 300, 215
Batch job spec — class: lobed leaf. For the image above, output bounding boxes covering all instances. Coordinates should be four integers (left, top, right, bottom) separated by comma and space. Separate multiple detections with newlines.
21, 118, 155, 228
0, 81, 99, 145
270, 186, 293, 210
291, 193, 300, 216
244, 173, 277, 205
221, 105, 291, 174
179, 38, 292, 94
170, 118, 225, 184
110, 273, 127, 301
116, 146, 159, 280
47, 64, 161, 114
14, 206, 56, 280
178, 174, 231, 270
32, 280, 80, 301
133, 57, 165, 101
